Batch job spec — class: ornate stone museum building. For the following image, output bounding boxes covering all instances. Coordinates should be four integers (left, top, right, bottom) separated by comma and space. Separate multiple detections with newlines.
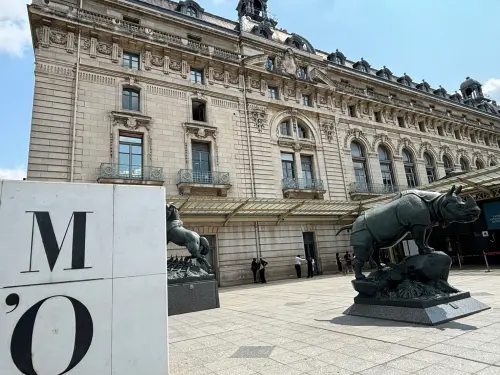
26, 0, 500, 285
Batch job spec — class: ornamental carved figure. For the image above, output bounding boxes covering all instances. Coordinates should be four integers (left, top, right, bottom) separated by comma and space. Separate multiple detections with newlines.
151, 55, 164, 67
169, 60, 182, 71
321, 122, 335, 143
250, 107, 268, 132
372, 134, 395, 153
96, 42, 112, 55
281, 48, 297, 77
213, 71, 224, 82
49, 31, 67, 45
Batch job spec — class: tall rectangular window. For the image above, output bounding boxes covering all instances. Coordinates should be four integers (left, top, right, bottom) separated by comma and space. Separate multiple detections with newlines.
302, 94, 311, 107
119, 134, 143, 179
123, 52, 140, 70
192, 141, 211, 184
279, 122, 291, 136
418, 122, 426, 132
348, 105, 356, 117
374, 111, 382, 123
122, 88, 140, 111
454, 129, 461, 140
297, 67, 307, 80
268, 86, 279, 100
190, 69, 204, 84
281, 153, 295, 179
397, 116, 405, 128
301, 155, 313, 188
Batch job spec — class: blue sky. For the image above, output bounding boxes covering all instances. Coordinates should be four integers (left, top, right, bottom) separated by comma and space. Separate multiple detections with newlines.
1, 0, 499, 179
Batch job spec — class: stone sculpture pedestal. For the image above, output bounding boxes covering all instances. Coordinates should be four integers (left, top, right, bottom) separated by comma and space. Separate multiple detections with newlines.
168, 278, 220, 316
344, 252, 490, 326
0, 180, 169, 374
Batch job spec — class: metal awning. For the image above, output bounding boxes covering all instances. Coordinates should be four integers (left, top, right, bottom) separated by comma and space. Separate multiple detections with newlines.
169, 165, 500, 224
168, 197, 362, 224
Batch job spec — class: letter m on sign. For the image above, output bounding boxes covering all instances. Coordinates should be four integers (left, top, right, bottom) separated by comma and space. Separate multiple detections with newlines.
27, 211, 91, 272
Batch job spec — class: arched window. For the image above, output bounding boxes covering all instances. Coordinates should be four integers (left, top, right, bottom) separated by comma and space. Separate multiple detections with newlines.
476, 159, 485, 170
297, 124, 308, 139
253, 0, 262, 16
259, 29, 268, 38
279, 121, 292, 137
186, 6, 197, 17
443, 155, 454, 175
335, 56, 342, 64
292, 40, 302, 49
460, 157, 470, 172
351, 141, 369, 190
378, 145, 395, 192
424, 152, 436, 183
491, 160, 497, 167
402, 148, 418, 188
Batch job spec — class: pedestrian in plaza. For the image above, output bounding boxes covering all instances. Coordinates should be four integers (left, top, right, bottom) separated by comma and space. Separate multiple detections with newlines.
259, 258, 268, 283
251, 258, 259, 283
344, 251, 353, 273
307, 257, 315, 278
295, 254, 306, 278
336, 253, 343, 274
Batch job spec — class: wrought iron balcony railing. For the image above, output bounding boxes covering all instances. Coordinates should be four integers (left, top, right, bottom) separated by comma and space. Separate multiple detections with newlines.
99, 163, 164, 182
178, 170, 230, 185
282, 178, 325, 191
349, 182, 400, 195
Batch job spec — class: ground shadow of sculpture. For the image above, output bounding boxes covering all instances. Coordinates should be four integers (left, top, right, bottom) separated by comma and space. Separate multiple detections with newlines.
166, 202, 215, 284
336, 185, 490, 325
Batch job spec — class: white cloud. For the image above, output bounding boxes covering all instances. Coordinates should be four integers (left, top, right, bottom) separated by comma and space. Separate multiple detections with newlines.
483, 78, 500, 102
0, 0, 31, 57
0, 167, 26, 180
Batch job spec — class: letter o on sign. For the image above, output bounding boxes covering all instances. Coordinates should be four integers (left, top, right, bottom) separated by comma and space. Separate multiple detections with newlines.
10, 295, 93, 375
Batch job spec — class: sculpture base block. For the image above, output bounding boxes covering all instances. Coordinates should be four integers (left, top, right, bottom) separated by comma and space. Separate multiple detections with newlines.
344, 294, 490, 326
168, 279, 220, 316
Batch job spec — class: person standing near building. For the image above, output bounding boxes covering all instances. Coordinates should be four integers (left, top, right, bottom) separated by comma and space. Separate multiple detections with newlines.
336, 253, 343, 274
259, 258, 268, 283
344, 251, 353, 273
295, 254, 306, 278
307, 257, 315, 278
251, 258, 259, 283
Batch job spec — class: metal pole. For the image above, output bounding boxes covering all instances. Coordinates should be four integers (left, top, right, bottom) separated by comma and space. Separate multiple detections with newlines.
483, 251, 491, 272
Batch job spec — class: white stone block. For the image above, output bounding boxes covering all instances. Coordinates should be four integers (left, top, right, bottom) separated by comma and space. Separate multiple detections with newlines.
0, 180, 168, 375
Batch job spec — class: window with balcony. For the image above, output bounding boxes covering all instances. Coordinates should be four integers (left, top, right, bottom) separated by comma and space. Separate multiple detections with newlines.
123, 52, 140, 70
454, 129, 461, 140
268, 86, 279, 100
460, 157, 470, 172
424, 152, 436, 184
301, 155, 314, 188
192, 100, 206, 122
374, 111, 382, 123
476, 160, 485, 170
190, 69, 204, 84
418, 122, 426, 132
192, 141, 211, 183
281, 153, 295, 180
378, 146, 395, 192
443, 155, 454, 175
119, 134, 143, 179
437, 126, 445, 136
351, 141, 369, 189
403, 148, 418, 188
348, 105, 356, 118
302, 94, 311, 107
122, 88, 140, 111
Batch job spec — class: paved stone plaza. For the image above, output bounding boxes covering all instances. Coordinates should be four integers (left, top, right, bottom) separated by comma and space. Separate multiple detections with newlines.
169, 270, 500, 375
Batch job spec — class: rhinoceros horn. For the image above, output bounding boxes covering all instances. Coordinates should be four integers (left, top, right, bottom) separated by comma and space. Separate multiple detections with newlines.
455, 185, 463, 195
447, 185, 456, 195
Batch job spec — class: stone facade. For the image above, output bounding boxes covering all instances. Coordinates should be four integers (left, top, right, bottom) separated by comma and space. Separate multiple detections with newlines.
27, 0, 500, 285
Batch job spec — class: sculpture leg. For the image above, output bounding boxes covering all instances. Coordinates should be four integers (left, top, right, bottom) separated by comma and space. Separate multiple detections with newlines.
411, 225, 435, 254
372, 247, 386, 269
352, 245, 370, 280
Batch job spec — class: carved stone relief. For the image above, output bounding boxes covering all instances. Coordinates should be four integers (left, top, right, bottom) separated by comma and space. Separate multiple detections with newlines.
343, 128, 370, 150
321, 122, 335, 143
372, 134, 396, 153
249, 105, 268, 132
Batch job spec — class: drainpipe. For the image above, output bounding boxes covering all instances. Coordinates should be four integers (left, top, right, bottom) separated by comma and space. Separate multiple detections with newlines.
240, 40, 261, 258
335, 118, 349, 200
70, 0, 83, 182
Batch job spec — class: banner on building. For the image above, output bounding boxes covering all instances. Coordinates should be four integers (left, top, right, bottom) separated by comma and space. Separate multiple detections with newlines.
483, 202, 500, 230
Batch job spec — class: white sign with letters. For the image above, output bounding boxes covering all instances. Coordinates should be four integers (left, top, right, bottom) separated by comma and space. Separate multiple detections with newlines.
0, 180, 168, 375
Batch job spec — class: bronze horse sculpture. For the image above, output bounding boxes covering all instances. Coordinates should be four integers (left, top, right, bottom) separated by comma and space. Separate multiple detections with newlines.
166, 202, 212, 272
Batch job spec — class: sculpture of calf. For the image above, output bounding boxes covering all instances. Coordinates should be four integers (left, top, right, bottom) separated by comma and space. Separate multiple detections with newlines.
336, 185, 481, 280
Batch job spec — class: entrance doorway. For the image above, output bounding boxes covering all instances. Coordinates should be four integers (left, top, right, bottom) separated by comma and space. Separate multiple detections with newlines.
303, 232, 319, 274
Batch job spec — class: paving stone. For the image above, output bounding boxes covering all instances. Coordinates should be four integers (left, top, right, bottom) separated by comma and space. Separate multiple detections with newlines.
230, 345, 276, 358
